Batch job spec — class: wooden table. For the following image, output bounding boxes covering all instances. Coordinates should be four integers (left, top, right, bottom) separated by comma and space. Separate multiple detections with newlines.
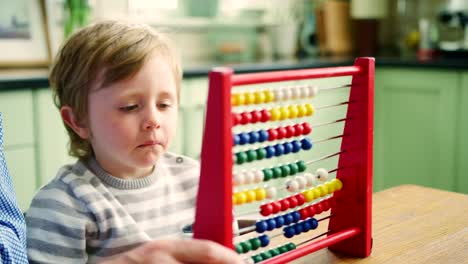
280, 185, 468, 263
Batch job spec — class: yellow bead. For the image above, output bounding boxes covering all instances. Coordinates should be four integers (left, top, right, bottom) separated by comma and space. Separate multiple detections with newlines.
232, 194, 238, 205
305, 103, 315, 116
264, 90, 274, 102
279, 107, 289, 120
236, 93, 246, 105
245, 190, 256, 203
254, 91, 266, 104
245, 92, 256, 105
288, 105, 298, 118
332, 178, 343, 191
325, 181, 335, 193
255, 188, 267, 201
270, 108, 281, 121
297, 104, 307, 117
317, 184, 328, 197
312, 188, 321, 199
303, 190, 315, 202
236, 192, 247, 205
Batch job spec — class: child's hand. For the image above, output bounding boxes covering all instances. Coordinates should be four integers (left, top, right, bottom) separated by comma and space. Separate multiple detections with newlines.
100, 239, 244, 264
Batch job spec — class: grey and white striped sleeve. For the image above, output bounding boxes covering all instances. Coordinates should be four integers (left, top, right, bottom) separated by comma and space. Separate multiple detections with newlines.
26, 180, 91, 263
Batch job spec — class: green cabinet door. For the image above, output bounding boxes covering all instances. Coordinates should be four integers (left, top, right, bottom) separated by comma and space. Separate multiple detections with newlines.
456, 72, 468, 194
374, 69, 458, 192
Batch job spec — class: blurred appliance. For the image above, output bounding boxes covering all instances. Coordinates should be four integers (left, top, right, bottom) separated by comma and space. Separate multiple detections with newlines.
437, 0, 468, 57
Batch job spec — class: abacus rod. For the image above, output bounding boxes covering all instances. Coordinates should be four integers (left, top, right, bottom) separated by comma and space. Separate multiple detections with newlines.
295, 231, 331, 247
319, 84, 351, 91
313, 117, 349, 128
313, 134, 345, 144
315, 101, 350, 110
305, 151, 344, 165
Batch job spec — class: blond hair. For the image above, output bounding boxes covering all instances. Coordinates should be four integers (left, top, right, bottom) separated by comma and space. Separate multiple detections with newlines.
49, 20, 182, 160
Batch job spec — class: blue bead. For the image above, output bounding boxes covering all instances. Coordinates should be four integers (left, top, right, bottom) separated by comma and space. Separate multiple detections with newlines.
309, 218, 318, 229
274, 144, 285, 156
258, 130, 269, 142
249, 131, 260, 144
267, 219, 276, 231
255, 221, 268, 233
259, 234, 270, 247
291, 212, 301, 223
239, 133, 250, 145
302, 221, 311, 232
294, 223, 303, 235
283, 226, 295, 238
265, 146, 275, 158
233, 134, 240, 146
301, 138, 313, 150
291, 140, 302, 153
282, 142, 293, 154
284, 214, 294, 225
274, 216, 285, 227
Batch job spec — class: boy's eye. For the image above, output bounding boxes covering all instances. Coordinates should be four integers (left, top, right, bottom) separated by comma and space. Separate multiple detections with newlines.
158, 102, 172, 109
120, 104, 138, 112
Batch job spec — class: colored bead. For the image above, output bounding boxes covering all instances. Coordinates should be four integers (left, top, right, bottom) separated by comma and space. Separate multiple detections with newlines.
270, 108, 281, 121
236, 152, 247, 164
295, 193, 306, 205
259, 234, 270, 247
317, 184, 328, 197
231, 94, 239, 106
307, 205, 316, 217
237, 93, 246, 105
244, 170, 254, 184
258, 130, 269, 142
260, 251, 272, 260
235, 243, 243, 254
235, 192, 247, 205
301, 138, 313, 150
264, 90, 274, 102
293, 123, 303, 136
240, 241, 252, 253
284, 214, 294, 225
274, 144, 285, 156
283, 226, 295, 238
280, 165, 291, 177
291, 140, 302, 153
295, 175, 307, 188
282, 88, 292, 100
274, 216, 285, 227
233, 172, 244, 186
245, 190, 256, 203
285, 125, 295, 138
267, 128, 278, 141
302, 122, 312, 135
269, 248, 279, 257
299, 208, 309, 220
305, 103, 315, 116
288, 163, 299, 175
233, 134, 240, 146
282, 142, 293, 154
286, 242, 296, 251
291, 86, 301, 99
285, 179, 299, 192
265, 146, 275, 158
294, 223, 303, 235
260, 109, 271, 122
276, 126, 287, 139
278, 245, 289, 253
272, 166, 282, 179
280, 199, 290, 211
303, 190, 315, 202
245, 92, 255, 104
266, 187, 277, 199
254, 170, 264, 183
262, 168, 273, 181
316, 168, 329, 182
250, 110, 262, 123
309, 218, 318, 229
271, 201, 281, 214
299, 86, 310, 98
254, 91, 266, 104
238, 133, 249, 145
232, 194, 237, 205
250, 238, 261, 250
279, 107, 289, 120
256, 148, 266, 160
292, 211, 301, 222
302, 221, 311, 232
308, 85, 319, 97
273, 89, 284, 101
255, 188, 267, 201
260, 204, 273, 216
322, 199, 331, 211
246, 150, 257, 162
252, 255, 263, 263
232, 113, 242, 126
240, 112, 252, 124
314, 203, 324, 214
267, 219, 276, 231
256, 220, 268, 233
334, 178, 343, 190
304, 172, 315, 187
312, 188, 321, 199
288, 105, 298, 118
297, 104, 307, 117
288, 196, 298, 208
297, 160, 307, 172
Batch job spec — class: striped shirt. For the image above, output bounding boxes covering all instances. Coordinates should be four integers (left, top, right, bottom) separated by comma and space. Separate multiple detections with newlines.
26, 153, 199, 263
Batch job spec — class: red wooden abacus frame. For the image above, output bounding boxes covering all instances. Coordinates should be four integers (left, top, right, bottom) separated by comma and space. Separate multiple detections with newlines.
194, 57, 374, 263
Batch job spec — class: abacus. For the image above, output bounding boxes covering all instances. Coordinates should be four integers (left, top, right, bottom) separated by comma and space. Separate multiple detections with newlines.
194, 57, 374, 263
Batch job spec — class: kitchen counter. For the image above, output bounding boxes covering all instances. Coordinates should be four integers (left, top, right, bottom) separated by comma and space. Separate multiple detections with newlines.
1, 56, 467, 90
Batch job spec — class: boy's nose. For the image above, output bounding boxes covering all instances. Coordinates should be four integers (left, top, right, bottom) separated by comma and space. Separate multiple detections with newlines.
143, 109, 160, 130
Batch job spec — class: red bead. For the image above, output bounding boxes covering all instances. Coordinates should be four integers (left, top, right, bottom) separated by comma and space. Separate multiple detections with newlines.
276, 127, 287, 139
302, 122, 312, 135
314, 203, 324, 214
251, 110, 262, 123
299, 208, 309, 220
322, 199, 331, 211
240, 112, 252, 125
267, 128, 278, 141
280, 199, 290, 211
288, 196, 298, 209
232, 113, 242, 126
295, 194, 305, 206
307, 205, 316, 217
260, 109, 271, 122
271, 201, 281, 214
329, 197, 337, 207
285, 125, 295, 138
293, 124, 303, 136
260, 204, 273, 216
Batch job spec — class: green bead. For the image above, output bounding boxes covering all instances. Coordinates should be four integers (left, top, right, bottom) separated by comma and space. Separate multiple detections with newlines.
240, 241, 252, 253
246, 150, 257, 162
262, 168, 273, 181
235, 243, 243, 254
286, 242, 296, 251
296, 160, 307, 172
236, 152, 247, 165
278, 245, 288, 253
250, 238, 261, 250
252, 255, 263, 263
260, 251, 272, 260
272, 167, 282, 178
269, 248, 280, 257
288, 163, 299, 175
280, 165, 291, 177
256, 148, 267, 160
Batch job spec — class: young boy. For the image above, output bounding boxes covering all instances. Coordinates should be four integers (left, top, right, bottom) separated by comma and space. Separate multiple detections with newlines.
26, 21, 242, 263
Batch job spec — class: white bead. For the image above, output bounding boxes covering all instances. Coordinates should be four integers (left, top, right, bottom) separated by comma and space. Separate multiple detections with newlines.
299, 86, 309, 98
254, 170, 264, 183
273, 89, 284, 101
308, 85, 319, 97
316, 168, 329, 182
295, 175, 307, 189
266, 186, 277, 199
282, 87, 292, 100
244, 170, 255, 184
233, 172, 244, 186
290, 86, 300, 99
304, 173, 315, 187
285, 179, 299, 192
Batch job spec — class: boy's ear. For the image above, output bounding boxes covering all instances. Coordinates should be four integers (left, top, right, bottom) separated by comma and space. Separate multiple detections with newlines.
60, 106, 90, 139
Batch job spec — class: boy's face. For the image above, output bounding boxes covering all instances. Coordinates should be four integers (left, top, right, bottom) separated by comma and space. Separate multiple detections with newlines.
86, 53, 178, 178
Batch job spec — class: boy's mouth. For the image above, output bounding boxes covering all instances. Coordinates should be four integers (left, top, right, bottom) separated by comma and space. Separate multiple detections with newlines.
138, 140, 163, 148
